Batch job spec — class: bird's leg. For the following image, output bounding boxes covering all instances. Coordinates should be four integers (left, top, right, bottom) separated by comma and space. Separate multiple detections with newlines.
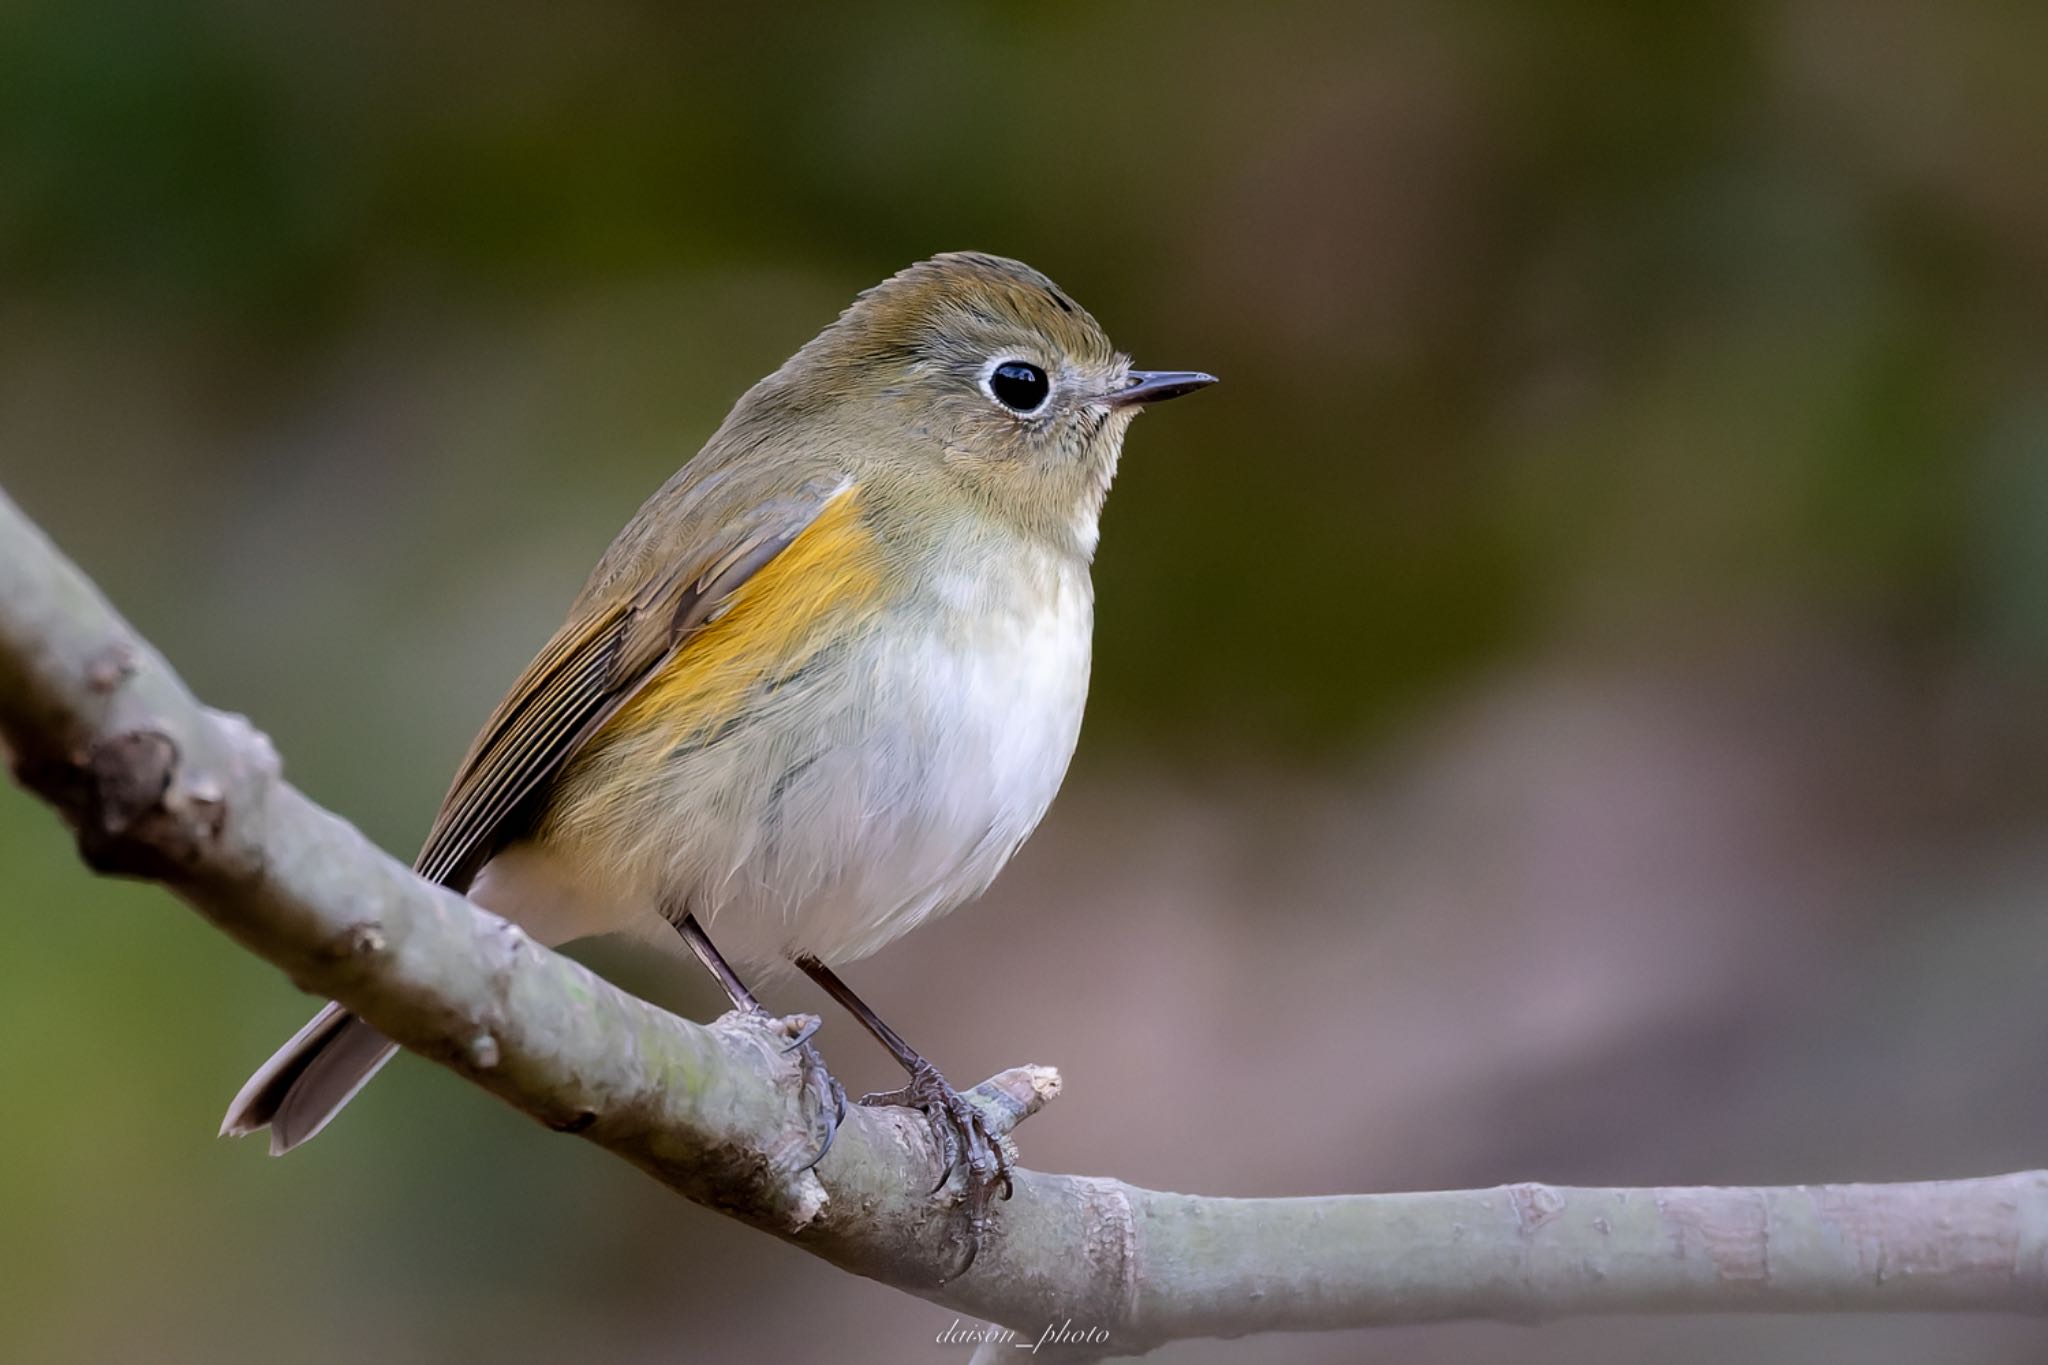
673, 913, 844, 1169
674, 911, 762, 1011
794, 955, 1011, 1271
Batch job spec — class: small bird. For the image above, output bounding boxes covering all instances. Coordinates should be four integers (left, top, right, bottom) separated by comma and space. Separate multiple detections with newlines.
222, 252, 1213, 1234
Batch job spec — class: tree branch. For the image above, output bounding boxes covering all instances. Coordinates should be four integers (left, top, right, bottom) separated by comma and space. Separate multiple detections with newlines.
3, 481, 2045, 1358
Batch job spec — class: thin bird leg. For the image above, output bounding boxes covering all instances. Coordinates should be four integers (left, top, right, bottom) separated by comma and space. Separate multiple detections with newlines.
793, 955, 926, 1069
675, 912, 762, 1012
673, 913, 844, 1167
794, 955, 1012, 1276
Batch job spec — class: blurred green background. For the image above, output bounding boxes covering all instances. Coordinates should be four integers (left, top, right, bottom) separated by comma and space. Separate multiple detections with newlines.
7, 2, 2048, 1361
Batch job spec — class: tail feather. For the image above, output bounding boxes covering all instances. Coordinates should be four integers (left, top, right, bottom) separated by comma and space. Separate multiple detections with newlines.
221, 849, 598, 1154
221, 1003, 399, 1155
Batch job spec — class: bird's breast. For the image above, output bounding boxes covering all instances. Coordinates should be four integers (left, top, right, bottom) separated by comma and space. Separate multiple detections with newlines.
528, 529, 1095, 966
901, 547, 1094, 832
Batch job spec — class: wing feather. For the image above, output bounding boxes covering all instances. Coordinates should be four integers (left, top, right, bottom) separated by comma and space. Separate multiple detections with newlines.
411, 483, 845, 890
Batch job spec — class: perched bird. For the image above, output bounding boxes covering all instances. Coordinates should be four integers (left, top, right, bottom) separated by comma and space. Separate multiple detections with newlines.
222, 252, 1213, 1242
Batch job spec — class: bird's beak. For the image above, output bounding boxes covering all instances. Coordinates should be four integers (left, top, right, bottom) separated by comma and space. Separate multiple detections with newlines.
1106, 370, 1219, 408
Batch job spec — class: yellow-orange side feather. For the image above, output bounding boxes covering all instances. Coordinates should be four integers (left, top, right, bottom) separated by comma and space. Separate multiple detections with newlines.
536, 486, 889, 857
598, 485, 886, 754
410, 483, 866, 891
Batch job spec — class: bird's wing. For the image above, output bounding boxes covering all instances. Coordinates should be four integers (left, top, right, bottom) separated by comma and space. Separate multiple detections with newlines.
412, 478, 854, 890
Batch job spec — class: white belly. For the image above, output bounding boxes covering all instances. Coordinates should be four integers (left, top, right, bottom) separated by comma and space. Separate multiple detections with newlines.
475, 551, 1094, 968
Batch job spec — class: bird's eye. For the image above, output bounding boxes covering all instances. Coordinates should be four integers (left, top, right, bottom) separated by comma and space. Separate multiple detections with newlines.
987, 360, 1051, 414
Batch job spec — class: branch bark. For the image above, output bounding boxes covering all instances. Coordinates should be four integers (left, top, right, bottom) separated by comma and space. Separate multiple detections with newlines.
3, 481, 2045, 1357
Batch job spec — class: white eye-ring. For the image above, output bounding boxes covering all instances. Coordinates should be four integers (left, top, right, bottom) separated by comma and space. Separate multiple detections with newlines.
982, 358, 1052, 415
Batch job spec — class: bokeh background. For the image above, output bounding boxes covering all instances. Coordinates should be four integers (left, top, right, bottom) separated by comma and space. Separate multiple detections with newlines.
7, 2, 2048, 1361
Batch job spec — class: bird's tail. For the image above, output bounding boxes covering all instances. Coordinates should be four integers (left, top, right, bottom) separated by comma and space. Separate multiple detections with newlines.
220, 1002, 399, 1155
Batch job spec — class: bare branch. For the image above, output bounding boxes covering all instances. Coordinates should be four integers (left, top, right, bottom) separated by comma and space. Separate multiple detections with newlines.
3, 482, 2045, 1357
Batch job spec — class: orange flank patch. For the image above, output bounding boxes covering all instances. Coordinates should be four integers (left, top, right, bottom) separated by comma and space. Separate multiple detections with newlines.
597, 485, 886, 758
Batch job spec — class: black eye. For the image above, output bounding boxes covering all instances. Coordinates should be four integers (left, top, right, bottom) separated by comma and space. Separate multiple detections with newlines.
987, 360, 1050, 413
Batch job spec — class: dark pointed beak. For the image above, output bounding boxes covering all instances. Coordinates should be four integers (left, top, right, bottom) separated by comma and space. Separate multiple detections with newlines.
1107, 369, 1219, 408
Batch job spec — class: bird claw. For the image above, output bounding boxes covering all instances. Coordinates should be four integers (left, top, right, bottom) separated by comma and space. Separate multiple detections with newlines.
738, 1010, 844, 1172
781, 1013, 822, 1053
792, 1035, 846, 1171
859, 1063, 1013, 1277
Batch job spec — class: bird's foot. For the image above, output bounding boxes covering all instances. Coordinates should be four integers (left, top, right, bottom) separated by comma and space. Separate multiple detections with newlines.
779, 1015, 846, 1171
860, 1062, 1013, 1275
